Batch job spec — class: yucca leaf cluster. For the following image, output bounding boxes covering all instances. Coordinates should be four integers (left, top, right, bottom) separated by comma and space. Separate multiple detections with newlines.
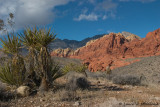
0, 34, 26, 87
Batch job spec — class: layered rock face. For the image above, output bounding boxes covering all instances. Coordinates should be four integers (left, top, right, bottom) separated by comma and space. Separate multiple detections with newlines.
51, 29, 160, 72
122, 31, 141, 41
51, 48, 75, 57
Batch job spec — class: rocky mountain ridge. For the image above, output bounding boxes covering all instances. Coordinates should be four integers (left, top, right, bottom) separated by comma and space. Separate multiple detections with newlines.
49, 34, 105, 50
51, 29, 160, 72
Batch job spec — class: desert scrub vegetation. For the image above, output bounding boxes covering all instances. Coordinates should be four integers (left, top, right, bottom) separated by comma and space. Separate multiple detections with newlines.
66, 75, 90, 91
62, 63, 88, 77
0, 26, 70, 94
112, 75, 141, 86
55, 74, 91, 102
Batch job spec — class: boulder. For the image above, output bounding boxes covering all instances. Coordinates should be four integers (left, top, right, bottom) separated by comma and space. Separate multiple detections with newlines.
16, 86, 30, 97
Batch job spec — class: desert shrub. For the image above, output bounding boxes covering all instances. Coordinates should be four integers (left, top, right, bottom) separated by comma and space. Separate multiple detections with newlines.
0, 90, 15, 101
76, 77, 90, 89
58, 89, 80, 101
112, 75, 141, 86
62, 63, 88, 77
66, 76, 90, 91
0, 82, 15, 101
105, 66, 112, 74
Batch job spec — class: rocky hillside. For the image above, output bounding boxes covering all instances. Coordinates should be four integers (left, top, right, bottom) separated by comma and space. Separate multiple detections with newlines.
49, 34, 105, 50
51, 28, 160, 72
112, 55, 160, 86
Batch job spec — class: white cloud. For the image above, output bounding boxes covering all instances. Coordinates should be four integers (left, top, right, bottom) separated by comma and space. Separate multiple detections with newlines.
74, 0, 117, 21
88, 0, 96, 4
97, 28, 104, 32
0, 0, 73, 28
119, 0, 156, 3
95, 0, 118, 12
107, 30, 115, 34
74, 13, 98, 21
102, 15, 107, 20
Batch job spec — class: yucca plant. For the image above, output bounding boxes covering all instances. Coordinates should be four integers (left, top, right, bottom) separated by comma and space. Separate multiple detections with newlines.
33, 28, 56, 91
0, 63, 25, 87
19, 27, 40, 84
20, 27, 56, 91
0, 34, 20, 55
0, 34, 26, 87
51, 63, 69, 81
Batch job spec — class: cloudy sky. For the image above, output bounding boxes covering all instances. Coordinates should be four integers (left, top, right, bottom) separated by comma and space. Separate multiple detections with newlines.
0, 0, 160, 40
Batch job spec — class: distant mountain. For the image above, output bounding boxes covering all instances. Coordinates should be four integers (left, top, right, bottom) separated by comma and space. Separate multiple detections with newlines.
49, 34, 105, 50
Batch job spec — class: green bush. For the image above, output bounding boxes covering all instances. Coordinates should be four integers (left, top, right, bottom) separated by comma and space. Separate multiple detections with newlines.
62, 63, 88, 77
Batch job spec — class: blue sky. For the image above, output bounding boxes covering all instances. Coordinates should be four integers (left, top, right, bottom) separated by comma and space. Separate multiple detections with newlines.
0, 0, 160, 40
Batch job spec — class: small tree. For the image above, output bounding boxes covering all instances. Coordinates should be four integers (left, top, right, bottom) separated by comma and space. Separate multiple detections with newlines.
0, 13, 15, 34
0, 19, 4, 31
105, 65, 112, 80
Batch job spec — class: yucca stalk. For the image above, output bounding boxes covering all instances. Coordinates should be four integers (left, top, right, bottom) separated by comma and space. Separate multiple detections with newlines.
0, 34, 26, 87
34, 28, 56, 91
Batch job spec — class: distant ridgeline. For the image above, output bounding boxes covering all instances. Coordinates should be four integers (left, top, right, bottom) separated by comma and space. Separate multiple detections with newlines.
49, 34, 106, 50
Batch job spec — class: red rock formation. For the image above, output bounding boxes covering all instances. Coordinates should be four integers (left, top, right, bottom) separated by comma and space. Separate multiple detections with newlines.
51, 28, 160, 72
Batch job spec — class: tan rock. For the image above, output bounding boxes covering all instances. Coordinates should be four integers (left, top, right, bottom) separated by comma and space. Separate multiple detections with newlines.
16, 86, 30, 97
51, 48, 74, 57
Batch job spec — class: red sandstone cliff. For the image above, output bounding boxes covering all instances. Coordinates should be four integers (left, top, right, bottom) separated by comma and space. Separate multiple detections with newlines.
51, 29, 160, 72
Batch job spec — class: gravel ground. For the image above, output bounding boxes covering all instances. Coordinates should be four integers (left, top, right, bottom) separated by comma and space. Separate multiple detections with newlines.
1, 55, 160, 106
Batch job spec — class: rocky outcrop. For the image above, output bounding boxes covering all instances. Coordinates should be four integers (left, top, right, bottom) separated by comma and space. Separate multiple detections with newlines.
122, 31, 141, 41
69, 33, 132, 71
51, 48, 75, 57
51, 29, 160, 72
